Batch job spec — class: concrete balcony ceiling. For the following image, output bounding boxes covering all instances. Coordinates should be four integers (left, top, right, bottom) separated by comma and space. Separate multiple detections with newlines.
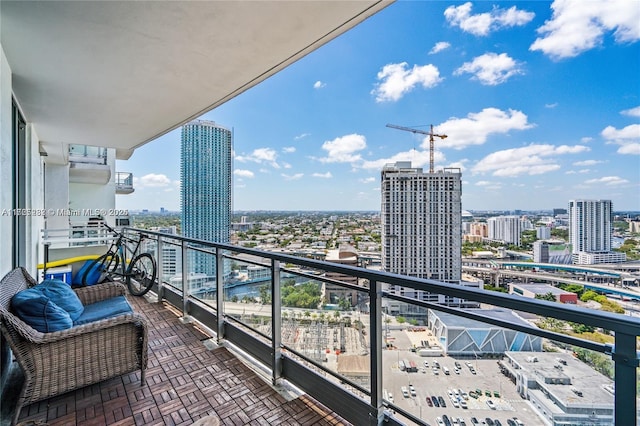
1, 1, 390, 160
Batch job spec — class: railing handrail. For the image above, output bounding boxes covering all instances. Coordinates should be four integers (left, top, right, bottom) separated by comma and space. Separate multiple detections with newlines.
124, 226, 640, 335
124, 226, 638, 426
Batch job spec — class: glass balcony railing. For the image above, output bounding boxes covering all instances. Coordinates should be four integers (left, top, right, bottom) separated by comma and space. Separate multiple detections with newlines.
115, 172, 134, 194
127, 227, 639, 426
68, 144, 108, 165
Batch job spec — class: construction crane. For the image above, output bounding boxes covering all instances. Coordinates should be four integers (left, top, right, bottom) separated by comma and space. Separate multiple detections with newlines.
386, 123, 447, 173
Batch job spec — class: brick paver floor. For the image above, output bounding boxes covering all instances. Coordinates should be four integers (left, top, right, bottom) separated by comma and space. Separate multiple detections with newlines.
15, 295, 350, 426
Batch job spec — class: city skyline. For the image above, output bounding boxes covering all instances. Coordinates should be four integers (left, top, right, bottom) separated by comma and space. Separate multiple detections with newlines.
117, 1, 640, 213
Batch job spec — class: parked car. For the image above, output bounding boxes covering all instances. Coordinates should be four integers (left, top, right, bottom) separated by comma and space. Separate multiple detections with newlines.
409, 384, 416, 397
470, 417, 480, 426
487, 399, 496, 410
432, 395, 440, 407
426, 396, 433, 406
438, 396, 447, 407
486, 418, 495, 426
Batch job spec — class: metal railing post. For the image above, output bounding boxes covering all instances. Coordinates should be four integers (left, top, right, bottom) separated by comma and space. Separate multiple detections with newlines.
613, 332, 638, 426
216, 248, 225, 343
369, 279, 384, 425
271, 259, 282, 385
180, 240, 190, 321
156, 237, 164, 302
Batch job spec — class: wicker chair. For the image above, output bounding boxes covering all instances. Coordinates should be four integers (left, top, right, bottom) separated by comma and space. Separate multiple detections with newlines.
0, 267, 148, 425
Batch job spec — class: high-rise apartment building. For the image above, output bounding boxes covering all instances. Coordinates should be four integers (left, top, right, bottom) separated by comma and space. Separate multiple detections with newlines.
181, 119, 232, 276
487, 216, 523, 246
381, 162, 473, 312
568, 199, 626, 264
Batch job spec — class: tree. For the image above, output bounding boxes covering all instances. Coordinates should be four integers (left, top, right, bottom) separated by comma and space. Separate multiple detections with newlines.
396, 316, 406, 324
338, 297, 351, 311
570, 322, 595, 334
259, 284, 271, 305
535, 292, 557, 302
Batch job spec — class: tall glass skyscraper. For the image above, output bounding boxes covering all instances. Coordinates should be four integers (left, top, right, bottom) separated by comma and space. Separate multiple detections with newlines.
181, 119, 232, 277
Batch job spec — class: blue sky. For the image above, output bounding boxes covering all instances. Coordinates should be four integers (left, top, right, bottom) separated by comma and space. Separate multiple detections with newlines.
117, 0, 640, 213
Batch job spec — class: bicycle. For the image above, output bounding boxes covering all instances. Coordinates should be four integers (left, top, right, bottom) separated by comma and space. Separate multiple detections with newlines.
80, 223, 157, 296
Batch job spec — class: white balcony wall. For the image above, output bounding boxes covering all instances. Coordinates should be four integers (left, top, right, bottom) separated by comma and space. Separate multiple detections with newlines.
25, 124, 44, 275
44, 164, 70, 230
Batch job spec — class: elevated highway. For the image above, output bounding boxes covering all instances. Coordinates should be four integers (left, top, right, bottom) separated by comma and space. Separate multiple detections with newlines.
462, 259, 640, 301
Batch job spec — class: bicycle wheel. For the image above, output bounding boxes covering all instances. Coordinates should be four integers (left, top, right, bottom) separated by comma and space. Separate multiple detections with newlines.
81, 251, 119, 286
126, 252, 157, 296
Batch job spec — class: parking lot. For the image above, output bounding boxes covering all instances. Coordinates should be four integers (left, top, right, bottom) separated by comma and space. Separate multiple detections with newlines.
382, 330, 544, 426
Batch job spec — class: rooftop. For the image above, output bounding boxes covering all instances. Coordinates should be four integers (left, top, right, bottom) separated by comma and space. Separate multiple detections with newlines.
430, 308, 533, 330
506, 352, 614, 410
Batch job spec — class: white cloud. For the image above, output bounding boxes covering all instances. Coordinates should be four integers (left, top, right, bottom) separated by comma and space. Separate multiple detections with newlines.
444, 2, 534, 36
137, 173, 171, 188
313, 80, 326, 89
436, 108, 534, 149
371, 62, 442, 102
429, 41, 451, 54
454, 52, 523, 85
601, 124, 640, 155
621, 106, 640, 117
235, 147, 281, 168
573, 160, 603, 166
282, 146, 296, 154
319, 134, 367, 163
234, 169, 255, 178
617, 143, 640, 155
312, 172, 333, 179
472, 143, 590, 176
545, 103, 558, 109
584, 176, 630, 186
294, 133, 310, 140
530, 0, 640, 60
580, 137, 593, 143
281, 173, 304, 181
359, 177, 376, 184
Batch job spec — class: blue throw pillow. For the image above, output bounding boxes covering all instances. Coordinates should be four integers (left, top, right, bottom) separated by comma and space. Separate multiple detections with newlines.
12, 288, 73, 333
37, 279, 84, 321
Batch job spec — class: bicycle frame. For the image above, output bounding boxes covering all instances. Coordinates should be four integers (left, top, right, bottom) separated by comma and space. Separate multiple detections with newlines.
102, 225, 148, 278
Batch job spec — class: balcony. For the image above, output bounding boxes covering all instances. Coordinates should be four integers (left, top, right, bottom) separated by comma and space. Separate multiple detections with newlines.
68, 144, 111, 185
2, 227, 639, 425
116, 172, 135, 195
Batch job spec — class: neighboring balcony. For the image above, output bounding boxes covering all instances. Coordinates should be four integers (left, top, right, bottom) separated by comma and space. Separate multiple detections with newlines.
116, 172, 135, 194
68, 144, 111, 184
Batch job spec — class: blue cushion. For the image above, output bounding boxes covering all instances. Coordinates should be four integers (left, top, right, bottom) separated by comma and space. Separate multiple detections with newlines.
12, 288, 73, 333
37, 279, 84, 321
73, 295, 132, 326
